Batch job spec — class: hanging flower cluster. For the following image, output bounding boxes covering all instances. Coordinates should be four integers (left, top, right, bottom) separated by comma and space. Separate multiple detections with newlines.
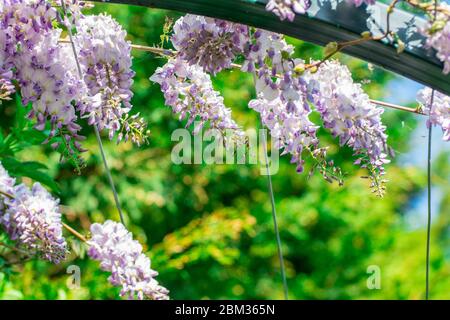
1, 162, 169, 299
171, 14, 249, 75
153, 14, 392, 189
307, 61, 389, 168
0, 163, 67, 263
422, 2, 450, 75
1, 0, 84, 148
74, 14, 148, 145
150, 57, 246, 145
88, 220, 169, 300
307, 61, 389, 194
244, 30, 321, 174
265, 0, 311, 22
1, 0, 449, 302
0, 1, 168, 299
0, 0, 148, 160
417, 87, 450, 141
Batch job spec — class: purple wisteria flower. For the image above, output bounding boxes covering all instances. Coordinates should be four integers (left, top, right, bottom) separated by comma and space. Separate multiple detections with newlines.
0, 70, 15, 101
265, 0, 311, 21
244, 30, 320, 173
87, 220, 169, 300
249, 96, 319, 173
171, 14, 249, 75
417, 87, 450, 141
1, 0, 85, 148
1, 26, 15, 100
0, 162, 15, 215
422, 3, 450, 74
307, 60, 390, 180
348, 0, 376, 7
1, 1, 147, 150
74, 13, 147, 145
150, 57, 245, 145
1, 180, 67, 264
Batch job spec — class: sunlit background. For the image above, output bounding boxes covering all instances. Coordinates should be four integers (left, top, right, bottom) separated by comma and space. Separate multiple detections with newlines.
0, 3, 449, 300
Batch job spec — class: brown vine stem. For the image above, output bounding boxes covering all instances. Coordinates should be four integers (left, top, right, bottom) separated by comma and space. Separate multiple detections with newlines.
406, 0, 450, 15
305, 0, 400, 71
59, 38, 176, 57
370, 99, 424, 115
0, 189, 88, 243
62, 222, 87, 243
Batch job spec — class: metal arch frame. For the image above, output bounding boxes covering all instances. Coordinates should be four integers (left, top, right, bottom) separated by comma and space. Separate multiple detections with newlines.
95, 0, 450, 96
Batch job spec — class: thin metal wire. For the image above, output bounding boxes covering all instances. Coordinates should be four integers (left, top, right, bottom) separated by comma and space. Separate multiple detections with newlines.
249, 67, 288, 299
425, 0, 438, 301
260, 118, 289, 300
93, 126, 125, 225
425, 92, 433, 300
60, 0, 126, 225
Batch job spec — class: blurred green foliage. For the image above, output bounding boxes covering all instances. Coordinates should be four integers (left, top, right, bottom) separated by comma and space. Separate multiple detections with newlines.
0, 4, 449, 300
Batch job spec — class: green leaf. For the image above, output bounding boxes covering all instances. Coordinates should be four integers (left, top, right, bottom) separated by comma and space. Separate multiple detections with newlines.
0, 157, 59, 193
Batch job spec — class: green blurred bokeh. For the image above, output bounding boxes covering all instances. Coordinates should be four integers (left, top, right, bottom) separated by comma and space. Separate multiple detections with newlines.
0, 4, 449, 300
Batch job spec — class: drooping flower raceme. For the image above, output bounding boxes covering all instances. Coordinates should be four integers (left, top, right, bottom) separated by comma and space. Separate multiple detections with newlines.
249, 96, 319, 173
1, 1, 147, 154
417, 87, 450, 141
1, 0, 84, 148
244, 30, 321, 173
1, 181, 67, 264
171, 14, 249, 75
265, 0, 311, 21
87, 220, 169, 300
150, 57, 245, 145
307, 60, 389, 191
74, 14, 147, 145
422, 3, 450, 74
15, 31, 81, 133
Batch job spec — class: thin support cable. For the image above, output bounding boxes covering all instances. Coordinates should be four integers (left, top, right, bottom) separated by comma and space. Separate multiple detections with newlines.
425, 89, 435, 300
260, 118, 289, 300
426, 0, 437, 301
60, 0, 126, 225
93, 126, 125, 225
